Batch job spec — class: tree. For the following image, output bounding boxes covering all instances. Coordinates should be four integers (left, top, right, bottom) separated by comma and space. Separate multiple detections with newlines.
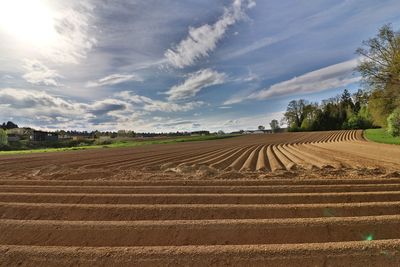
387, 108, 400, 136
356, 24, 400, 127
352, 89, 370, 113
1, 121, 18, 130
258, 125, 265, 131
301, 118, 313, 131
269, 120, 280, 133
0, 129, 8, 146
284, 99, 308, 129
117, 130, 127, 137
340, 89, 354, 110
356, 24, 400, 89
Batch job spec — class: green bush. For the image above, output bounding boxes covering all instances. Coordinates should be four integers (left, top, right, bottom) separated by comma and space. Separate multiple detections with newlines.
387, 108, 400, 137
0, 129, 8, 146
300, 118, 313, 131
95, 139, 112, 145
343, 114, 373, 130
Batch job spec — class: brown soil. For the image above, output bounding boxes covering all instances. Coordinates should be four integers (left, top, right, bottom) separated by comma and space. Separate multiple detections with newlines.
1, 130, 400, 266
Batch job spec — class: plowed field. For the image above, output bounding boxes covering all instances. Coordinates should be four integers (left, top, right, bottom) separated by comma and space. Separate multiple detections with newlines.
1, 130, 400, 266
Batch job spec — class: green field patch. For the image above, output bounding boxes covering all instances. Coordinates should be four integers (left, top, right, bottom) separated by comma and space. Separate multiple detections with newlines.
364, 128, 400, 145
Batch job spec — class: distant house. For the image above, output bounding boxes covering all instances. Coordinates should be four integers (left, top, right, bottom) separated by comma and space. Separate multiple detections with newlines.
190, 131, 210, 136
7, 135, 20, 142
7, 127, 33, 139
252, 130, 265, 134
71, 135, 91, 141
58, 134, 72, 140
30, 131, 59, 142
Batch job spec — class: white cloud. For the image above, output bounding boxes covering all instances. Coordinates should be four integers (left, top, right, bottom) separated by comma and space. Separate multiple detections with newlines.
0, 88, 137, 129
86, 73, 143, 88
166, 69, 225, 101
165, 0, 256, 68
49, 1, 97, 64
224, 59, 360, 104
22, 59, 61, 86
0, 88, 84, 121
116, 91, 204, 113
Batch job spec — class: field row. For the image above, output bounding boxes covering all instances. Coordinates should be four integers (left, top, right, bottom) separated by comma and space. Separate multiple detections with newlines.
1, 178, 400, 265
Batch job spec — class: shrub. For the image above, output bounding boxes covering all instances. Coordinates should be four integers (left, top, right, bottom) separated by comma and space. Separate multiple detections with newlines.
344, 114, 373, 130
0, 129, 8, 146
95, 139, 112, 145
300, 118, 313, 131
387, 108, 400, 137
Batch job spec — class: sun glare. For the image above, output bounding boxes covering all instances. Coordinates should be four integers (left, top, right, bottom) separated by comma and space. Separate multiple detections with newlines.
0, 0, 57, 46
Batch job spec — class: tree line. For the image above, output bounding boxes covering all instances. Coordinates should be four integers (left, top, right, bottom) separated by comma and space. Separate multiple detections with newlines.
283, 24, 400, 136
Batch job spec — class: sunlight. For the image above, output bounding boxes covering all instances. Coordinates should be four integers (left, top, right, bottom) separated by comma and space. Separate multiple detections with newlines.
0, 0, 57, 47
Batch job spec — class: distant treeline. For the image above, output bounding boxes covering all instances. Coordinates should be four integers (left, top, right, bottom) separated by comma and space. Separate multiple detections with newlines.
284, 89, 373, 132
284, 24, 400, 135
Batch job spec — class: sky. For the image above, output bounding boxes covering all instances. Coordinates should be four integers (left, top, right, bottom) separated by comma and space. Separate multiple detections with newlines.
0, 0, 400, 132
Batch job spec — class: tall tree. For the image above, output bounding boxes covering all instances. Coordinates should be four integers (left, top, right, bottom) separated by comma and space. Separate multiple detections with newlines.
356, 24, 400, 89
284, 99, 308, 129
356, 24, 400, 127
269, 120, 280, 133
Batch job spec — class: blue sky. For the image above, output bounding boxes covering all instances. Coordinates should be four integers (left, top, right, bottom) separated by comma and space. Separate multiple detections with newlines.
0, 0, 400, 132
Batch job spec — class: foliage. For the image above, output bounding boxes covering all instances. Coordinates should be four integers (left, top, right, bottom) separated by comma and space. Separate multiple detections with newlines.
356, 24, 400, 90
258, 125, 265, 130
284, 100, 308, 129
0, 121, 18, 130
300, 118, 313, 131
0, 129, 8, 146
284, 89, 375, 132
387, 108, 400, 136
356, 24, 400, 127
269, 120, 280, 133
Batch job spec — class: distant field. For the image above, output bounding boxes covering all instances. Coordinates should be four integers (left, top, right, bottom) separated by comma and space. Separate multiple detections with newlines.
364, 128, 400, 145
3, 130, 397, 177
0, 134, 238, 155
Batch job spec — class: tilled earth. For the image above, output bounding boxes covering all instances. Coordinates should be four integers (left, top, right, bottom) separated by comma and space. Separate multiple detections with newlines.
1, 130, 400, 266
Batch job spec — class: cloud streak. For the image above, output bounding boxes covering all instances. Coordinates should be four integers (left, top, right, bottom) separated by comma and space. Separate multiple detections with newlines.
166, 69, 225, 101
165, 0, 256, 68
224, 59, 360, 104
116, 91, 204, 112
86, 73, 143, 87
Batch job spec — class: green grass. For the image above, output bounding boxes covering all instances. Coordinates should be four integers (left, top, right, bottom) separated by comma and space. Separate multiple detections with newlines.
0, 134, 239, 155
364, 128, 400, 145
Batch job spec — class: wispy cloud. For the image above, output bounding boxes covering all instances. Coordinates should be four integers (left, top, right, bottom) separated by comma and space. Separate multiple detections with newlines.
86, 73, 143, 88
165, 0, 256, 68
224, 36, 283, 60
50, 1, 97, 64
22, 59, 61, 86
224, 59, 360, 104
166, 69, 225, 101
116, 91, 204, 112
